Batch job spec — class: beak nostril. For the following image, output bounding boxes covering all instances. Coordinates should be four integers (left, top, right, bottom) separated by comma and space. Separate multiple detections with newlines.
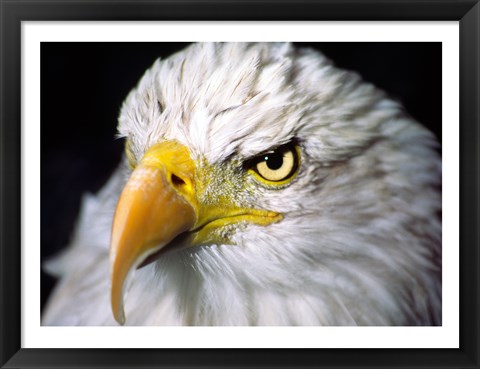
171, 173, 186, 188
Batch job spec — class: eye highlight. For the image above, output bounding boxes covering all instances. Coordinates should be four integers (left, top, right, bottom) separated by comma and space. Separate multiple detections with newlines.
248, 143, 300, 184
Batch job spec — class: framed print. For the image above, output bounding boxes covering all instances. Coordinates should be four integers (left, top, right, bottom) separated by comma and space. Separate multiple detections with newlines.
1, 1, 479, 368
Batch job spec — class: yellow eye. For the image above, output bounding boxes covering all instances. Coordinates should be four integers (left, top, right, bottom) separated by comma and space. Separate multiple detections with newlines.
250, 144, 300, 184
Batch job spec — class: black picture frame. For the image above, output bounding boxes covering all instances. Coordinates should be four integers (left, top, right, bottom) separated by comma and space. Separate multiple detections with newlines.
1, 1, 479, 368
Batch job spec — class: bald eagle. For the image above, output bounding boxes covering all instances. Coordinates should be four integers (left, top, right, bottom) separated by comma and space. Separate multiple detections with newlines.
42, 42, 441, 326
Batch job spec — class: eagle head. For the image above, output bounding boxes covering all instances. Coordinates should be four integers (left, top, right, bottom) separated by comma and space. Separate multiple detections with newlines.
45, 43, 441, 326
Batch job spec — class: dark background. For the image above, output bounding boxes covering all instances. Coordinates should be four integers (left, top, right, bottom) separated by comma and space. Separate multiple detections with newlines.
41, 42, 442, 312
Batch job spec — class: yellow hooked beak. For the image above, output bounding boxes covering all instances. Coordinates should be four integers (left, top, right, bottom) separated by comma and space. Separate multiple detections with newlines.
110, 140, 281, 325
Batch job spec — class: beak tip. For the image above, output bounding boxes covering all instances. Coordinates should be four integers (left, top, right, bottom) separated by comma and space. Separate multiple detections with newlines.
113, 303, 126, 325
117, 313, 126, 326
111, 275, 127, 325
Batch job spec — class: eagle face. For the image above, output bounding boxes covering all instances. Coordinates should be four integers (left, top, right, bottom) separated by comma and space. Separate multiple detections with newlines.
43, 43, 441, 326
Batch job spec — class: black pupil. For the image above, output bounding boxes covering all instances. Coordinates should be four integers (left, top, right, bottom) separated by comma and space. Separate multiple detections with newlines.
264, 152, 283, 170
